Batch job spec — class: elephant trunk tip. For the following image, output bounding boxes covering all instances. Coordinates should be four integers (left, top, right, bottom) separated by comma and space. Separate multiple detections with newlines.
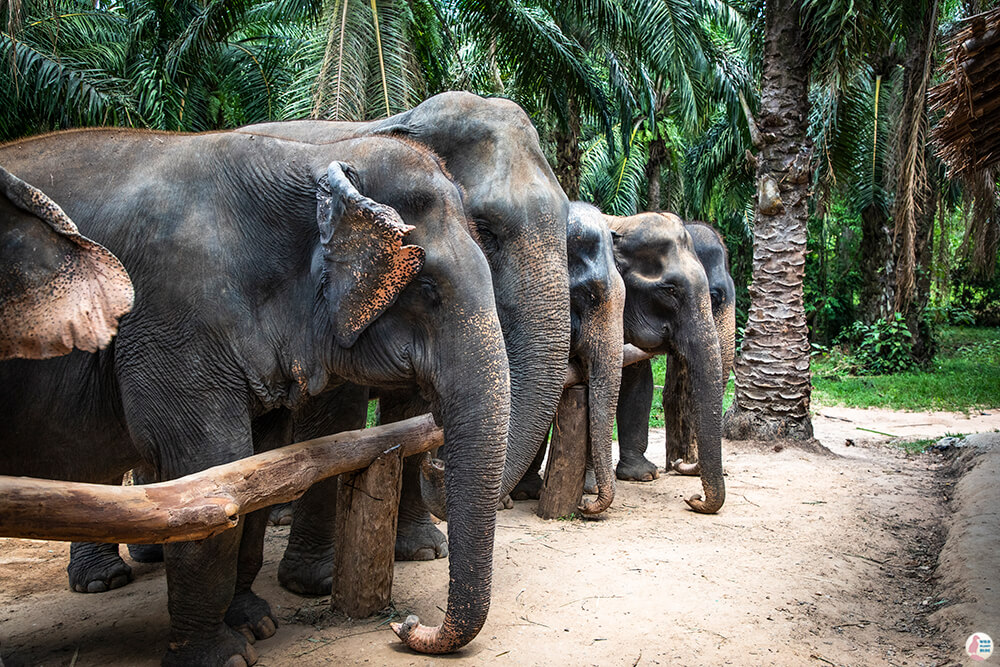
391, 615, 456, 654
670, 459, 701, 476
684, 491, 725, 514
576, 483, 614, 516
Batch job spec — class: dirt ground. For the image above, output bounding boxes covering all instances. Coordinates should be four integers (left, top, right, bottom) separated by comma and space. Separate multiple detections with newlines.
1, 404, 998, 667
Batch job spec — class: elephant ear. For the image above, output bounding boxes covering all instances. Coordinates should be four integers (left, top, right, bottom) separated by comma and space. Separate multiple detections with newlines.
0, 165, 134, 360
317, 162, 425, 347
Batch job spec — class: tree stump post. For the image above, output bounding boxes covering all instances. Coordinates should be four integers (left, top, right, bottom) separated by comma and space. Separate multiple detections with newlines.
331, 447, 404, 617
538, 384, 588, 520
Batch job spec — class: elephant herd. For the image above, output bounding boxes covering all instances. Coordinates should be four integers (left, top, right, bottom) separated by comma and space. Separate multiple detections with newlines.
0, 92, 735, 666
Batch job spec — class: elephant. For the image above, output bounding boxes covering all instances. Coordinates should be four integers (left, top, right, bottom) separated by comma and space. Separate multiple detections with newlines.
0, 164, 133, 360
0, 129, 510, 664
495, 202, 625, 511
609, 212, 726, 513
235, 92, 576, 578
663, 221, 736, 472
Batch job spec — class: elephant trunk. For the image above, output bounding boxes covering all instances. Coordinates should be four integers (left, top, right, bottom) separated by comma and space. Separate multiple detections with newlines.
672, 313, 726, 514
496, 230, 572, 500
576, 278, 624, 516
393, 312, 511, 653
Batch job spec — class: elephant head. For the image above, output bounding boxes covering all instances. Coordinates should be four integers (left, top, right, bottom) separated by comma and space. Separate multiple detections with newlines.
368, 93, 570, 499
607, 212, 725, 514
317, 138, 511, 654
0, 164, 133, 360
246, 92, 571, 500
686, 222, 736, 382
662, 221, 737, 475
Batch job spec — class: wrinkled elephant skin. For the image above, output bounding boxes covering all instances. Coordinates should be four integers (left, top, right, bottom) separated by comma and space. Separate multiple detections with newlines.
0, 129, 509, 663
608, 212, 726, 514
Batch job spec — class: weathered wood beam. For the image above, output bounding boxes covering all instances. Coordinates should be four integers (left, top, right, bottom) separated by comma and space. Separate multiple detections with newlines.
331, 447, 404, 617
537, 385, 589, 520
0, 415, 442, 544
0, 345, 656, 545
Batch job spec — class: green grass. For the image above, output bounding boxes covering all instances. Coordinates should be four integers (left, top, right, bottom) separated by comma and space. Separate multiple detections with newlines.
811, 326, 1000, 412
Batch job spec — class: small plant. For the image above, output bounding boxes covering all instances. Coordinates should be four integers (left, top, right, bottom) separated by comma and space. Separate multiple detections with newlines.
836, 313, 915, 374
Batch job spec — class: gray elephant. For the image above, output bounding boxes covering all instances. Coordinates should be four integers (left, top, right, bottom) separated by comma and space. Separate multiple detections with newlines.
610, 213, 726, 513
66, 91, 576, 594
236, 92, 577, 581
663, 222, 736, 472
502, 202, 625, 511
0, 164, 133, 360
615, 220, 735, 481
0, 129, 509, 664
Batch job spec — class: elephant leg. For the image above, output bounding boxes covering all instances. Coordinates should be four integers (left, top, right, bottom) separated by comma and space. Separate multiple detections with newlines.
162, 530, 256, 667
67, 541, 133, 593
616, 359, 659, 481
226, 509, 277, 643
225, 410, 291, 638
662, 352, 696, 471
396, 455, 448, 561
510, 436, 546, 501
279, 384, 368, 595
116, 360, 259, 667
267, 502, 294, 526
378, 389, 448, 562
126, 463, 165, 563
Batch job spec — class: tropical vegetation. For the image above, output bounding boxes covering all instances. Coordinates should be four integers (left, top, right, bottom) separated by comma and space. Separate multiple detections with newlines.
2, 0, 999, 435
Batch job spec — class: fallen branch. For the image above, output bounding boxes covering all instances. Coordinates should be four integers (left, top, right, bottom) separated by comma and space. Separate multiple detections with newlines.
1, 345, 656, 545
0, 414, 442, 544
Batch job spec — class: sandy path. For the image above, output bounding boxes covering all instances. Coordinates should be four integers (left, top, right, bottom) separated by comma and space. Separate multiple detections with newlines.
1, 403, 996, 666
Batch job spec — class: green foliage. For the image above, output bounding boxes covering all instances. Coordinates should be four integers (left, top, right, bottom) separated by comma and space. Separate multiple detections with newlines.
813, 326, 1000, 411
835, 313, 915, 374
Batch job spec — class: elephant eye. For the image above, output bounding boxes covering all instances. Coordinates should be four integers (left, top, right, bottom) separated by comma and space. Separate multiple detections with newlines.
472, 219, 500, 258
419, 276, 442, 307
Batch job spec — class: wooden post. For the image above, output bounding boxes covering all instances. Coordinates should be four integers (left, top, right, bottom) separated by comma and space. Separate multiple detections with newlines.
331, 447, 404, 617
537, 385, 588, 520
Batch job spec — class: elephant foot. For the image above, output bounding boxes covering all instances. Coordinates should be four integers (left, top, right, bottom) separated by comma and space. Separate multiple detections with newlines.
670, 459, 701, 476
616, 456, 659, 482
163, 623, 258, 667
583, 468, 597, 495
127, 543, 164, 563
225, 591, 278, 644
510, 471, 544, 501
278, 547, 333, 596
395, 516, 448, 561
68, 543, 133, 593
267, 502, 294, 526
498, 494, 514, 511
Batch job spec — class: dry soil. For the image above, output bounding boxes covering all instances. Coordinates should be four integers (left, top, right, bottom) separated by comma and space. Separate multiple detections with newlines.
1, 404, 998, 667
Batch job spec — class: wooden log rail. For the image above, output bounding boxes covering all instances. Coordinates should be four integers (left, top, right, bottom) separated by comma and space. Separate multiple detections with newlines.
0, 345, 654, 545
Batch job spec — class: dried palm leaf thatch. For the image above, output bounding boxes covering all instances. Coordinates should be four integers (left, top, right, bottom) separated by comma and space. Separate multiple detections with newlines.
929, 7, 1000, 176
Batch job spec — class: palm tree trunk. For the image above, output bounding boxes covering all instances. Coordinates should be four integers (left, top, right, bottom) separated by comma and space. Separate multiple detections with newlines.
646, 136, 666, 210
892, 0, 939, 324
555, 98, 582, 200
859, 203, 895, 324
722, 0, 813, 441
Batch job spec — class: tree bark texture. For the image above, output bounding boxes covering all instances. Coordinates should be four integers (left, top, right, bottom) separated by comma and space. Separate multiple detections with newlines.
0, 415, 442, 544
646, 136, 666, 210
537, 385, 588, 520
332, 447, 404, 617
859, 203, 895, 324
554, 99, 582, 200
893, 0, 939, 317
723, 0, 813, 440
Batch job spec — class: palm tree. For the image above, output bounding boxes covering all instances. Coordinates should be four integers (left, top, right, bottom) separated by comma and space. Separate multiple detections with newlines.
722, 0, 814, 440
0, 0, 317, 138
